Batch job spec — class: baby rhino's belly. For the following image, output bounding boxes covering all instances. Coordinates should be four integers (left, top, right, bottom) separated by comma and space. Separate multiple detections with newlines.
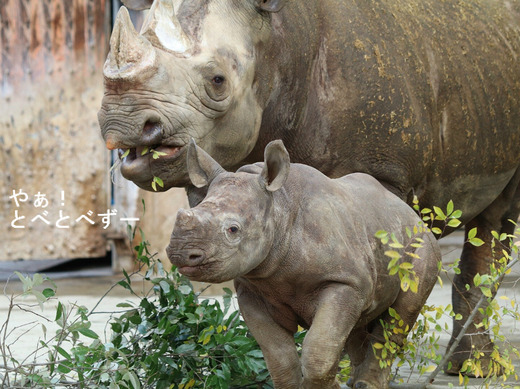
355, 274, 402, 328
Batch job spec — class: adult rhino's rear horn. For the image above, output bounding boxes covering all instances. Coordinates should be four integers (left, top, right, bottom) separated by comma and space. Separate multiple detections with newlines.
104, 6, 156, 80
141, 0, 190, 54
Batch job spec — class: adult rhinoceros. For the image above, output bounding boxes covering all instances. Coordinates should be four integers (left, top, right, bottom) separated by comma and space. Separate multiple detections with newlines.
99, 0, 520, 377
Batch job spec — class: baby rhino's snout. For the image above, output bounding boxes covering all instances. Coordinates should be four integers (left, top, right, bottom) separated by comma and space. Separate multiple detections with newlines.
167, 209, 207, 268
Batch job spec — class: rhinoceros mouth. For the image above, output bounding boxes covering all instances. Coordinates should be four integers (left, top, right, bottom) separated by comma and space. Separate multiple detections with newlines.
117, 142, 185, 183
177, 259, 217, 278
178, 264, 205, 277
118, 144, 183, 162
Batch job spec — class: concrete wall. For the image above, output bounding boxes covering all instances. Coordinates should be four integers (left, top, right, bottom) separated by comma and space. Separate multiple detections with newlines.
0, 0, 111, 261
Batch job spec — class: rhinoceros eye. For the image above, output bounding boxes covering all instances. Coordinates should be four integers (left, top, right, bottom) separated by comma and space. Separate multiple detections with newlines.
228, 225, 239, 234
212, 75, 225, 85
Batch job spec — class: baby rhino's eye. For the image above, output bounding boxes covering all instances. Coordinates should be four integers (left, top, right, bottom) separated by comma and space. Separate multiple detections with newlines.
228, 225, 239, 234
223, 221, 241, 243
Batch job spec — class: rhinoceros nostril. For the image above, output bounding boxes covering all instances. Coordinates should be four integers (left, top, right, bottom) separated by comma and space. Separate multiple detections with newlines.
141, 121, 162, 145
188, 250, 205, 264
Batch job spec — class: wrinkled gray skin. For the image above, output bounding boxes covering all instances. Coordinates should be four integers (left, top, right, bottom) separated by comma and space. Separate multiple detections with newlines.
167, 140, 440, 389
100, 0, 520, 373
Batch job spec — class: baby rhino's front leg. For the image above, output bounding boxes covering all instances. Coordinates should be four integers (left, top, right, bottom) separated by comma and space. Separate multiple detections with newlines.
300, 284, 365, 389
236, 284, 303, 388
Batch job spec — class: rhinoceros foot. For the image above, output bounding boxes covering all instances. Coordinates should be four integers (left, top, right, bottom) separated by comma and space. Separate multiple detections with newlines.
352, 380, 386, 389
445, 335, 503, 377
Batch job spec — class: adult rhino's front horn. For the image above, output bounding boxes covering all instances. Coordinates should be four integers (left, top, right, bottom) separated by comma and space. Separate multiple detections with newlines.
140, 0, 190, 54
103, 6, 156, 81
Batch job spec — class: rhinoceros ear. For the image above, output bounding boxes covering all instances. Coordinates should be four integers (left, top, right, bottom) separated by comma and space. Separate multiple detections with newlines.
121, 0, 154, 11
187, 139, 226, 188
255, 0, 287, 13
260, 140, 290, 192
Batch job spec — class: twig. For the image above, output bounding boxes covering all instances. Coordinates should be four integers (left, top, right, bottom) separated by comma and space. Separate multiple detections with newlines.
384, 255, 518, 389
425, 256, 518, 385
1, 294, 14, 388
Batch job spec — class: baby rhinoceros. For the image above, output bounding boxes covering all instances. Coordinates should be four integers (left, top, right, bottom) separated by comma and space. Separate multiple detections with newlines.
167, 140, 440, 389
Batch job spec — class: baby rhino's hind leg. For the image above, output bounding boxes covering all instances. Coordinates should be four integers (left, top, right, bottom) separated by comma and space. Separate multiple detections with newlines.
344, 326, 371, 388
352, 238, 440, 389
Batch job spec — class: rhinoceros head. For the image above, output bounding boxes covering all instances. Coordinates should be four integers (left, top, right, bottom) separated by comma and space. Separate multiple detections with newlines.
166, 139, 290, 283
99, 0, 287, 190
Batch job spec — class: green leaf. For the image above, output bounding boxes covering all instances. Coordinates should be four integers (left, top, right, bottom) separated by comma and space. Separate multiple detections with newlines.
447, 219, 461, 228
223, 287, 233, 296
57, 363, 72, 374
159, 280, 170, 293
32, 290, 47, 310
152, 150, 168, 159
178, 285, 192, 295
116, 302, 134, 308
480, 287, 492, 298
14, 271, 32, 291
399, 262, 414, 270
469, 238, 485, 247
42, 288, 55, 298
474, 274, 482, 286
32, 273, 44, 287
433, 206, 446, 220
123, 371, 141, 389
78, 327, 99, 339
451, 210, 462, 219
375, 230, 388, 239
118, 280, 131, 291
55, 302, 64, 321
123, 268, 131, 286
400, 279, 410, 292
121, 149, 130, 159
468, 227, 478, 240
385, 250, 401, 260
446, 200, 454, 216
56, 346, 71, 359
155, 176, 164, 187
431, 227, 443, 235
387, 256, 399, 269
175, 343, 197, 354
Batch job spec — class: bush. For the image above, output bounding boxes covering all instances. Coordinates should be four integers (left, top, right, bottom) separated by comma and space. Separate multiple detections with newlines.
1, 229, 272, 389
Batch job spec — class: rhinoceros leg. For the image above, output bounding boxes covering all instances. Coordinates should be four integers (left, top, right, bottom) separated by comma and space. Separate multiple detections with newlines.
235, 282, 303, 388
300, 285, 367, 389
351, 241, 439, 389
344, 327, 371, 388
345, 326, 371, 369
446, 169, 520, 376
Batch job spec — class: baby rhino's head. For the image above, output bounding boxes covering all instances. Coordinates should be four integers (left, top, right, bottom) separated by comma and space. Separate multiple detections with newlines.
166, 139, 290, 283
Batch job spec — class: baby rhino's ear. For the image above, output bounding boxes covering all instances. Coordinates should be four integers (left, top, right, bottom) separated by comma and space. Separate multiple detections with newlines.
260, 140, 290, 192
121, 0, 154, 10
187, 139, 226, 188
255, 0, 287, 13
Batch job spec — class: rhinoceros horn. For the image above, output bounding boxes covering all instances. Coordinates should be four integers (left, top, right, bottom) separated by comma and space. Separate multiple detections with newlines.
141, 0, 190, 54
104, 6, 156, 80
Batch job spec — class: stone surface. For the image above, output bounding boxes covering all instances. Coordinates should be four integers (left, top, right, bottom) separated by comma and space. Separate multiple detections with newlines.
0, 0, 111, 261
